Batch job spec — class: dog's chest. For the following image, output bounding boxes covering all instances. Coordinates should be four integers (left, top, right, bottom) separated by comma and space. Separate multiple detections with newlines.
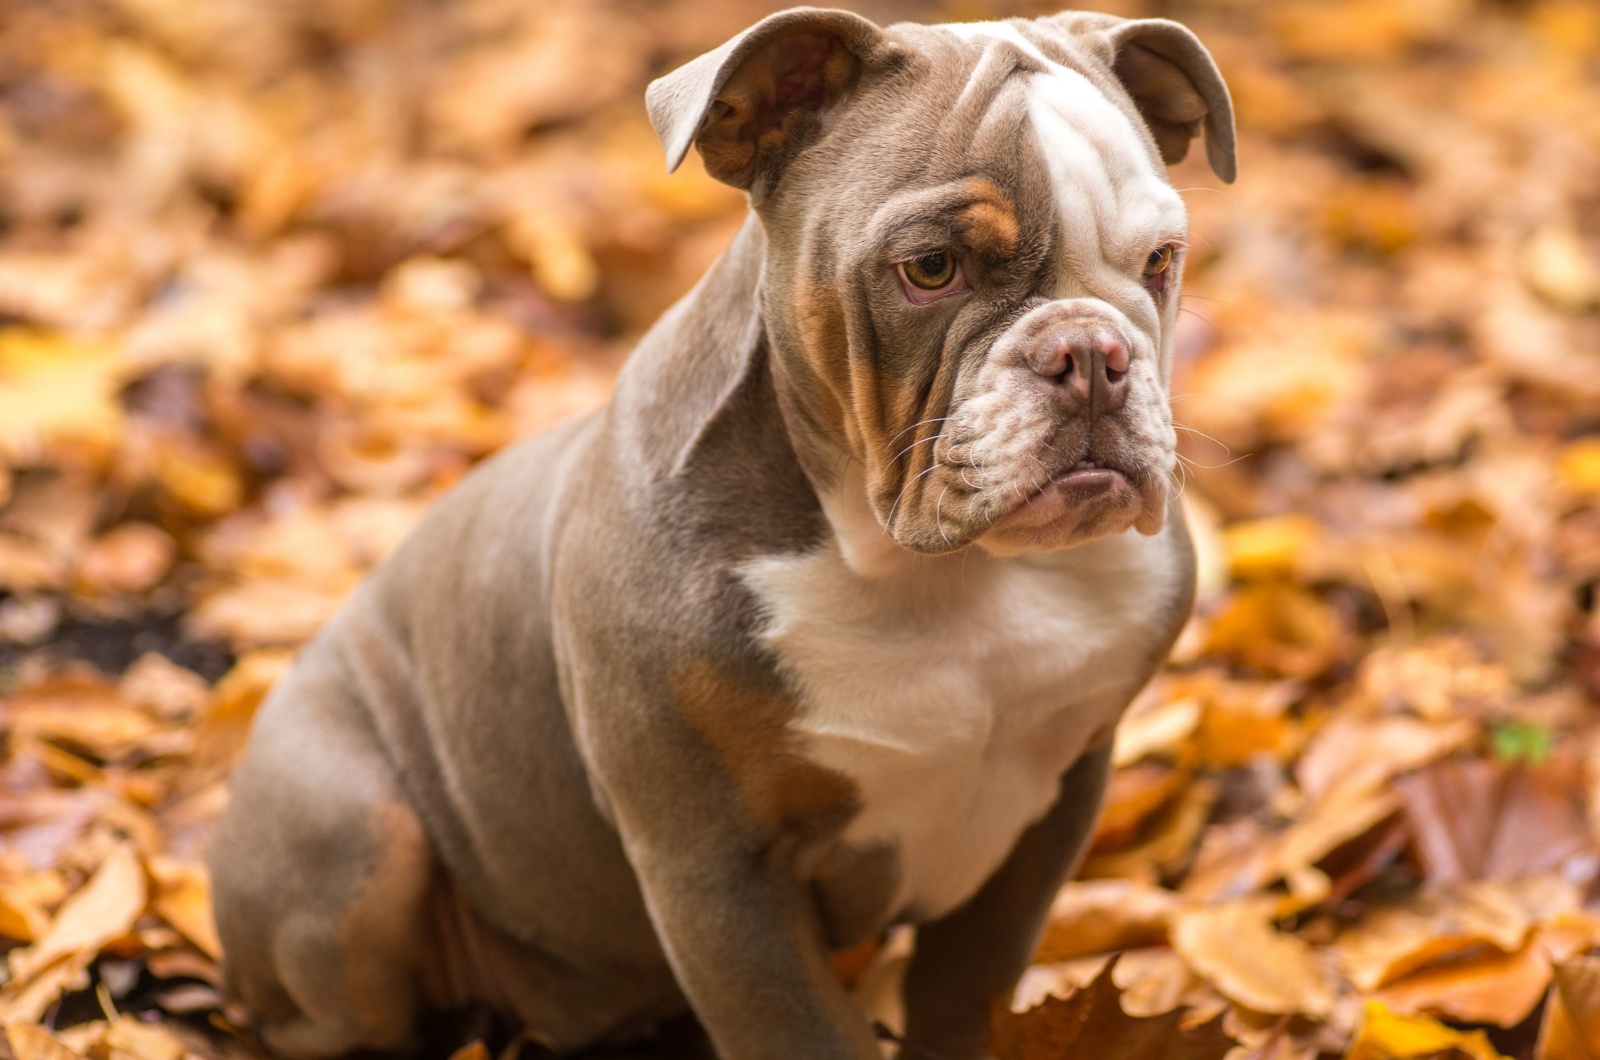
743, 533, 1184, 921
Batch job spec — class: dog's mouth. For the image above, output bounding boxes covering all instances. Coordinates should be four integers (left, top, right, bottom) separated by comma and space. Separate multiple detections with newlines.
1028, 455, 1136, 505
1044, 459, 1130, 497
982, 453, 1148, 542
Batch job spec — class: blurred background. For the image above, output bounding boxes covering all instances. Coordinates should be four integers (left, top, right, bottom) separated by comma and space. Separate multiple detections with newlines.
0, 0, 1598, 1057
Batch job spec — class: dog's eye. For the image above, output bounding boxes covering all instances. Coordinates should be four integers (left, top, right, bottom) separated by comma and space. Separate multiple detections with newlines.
1144, 245, 1174, 277
897, 252, 967, 304
904, 252, 957, 289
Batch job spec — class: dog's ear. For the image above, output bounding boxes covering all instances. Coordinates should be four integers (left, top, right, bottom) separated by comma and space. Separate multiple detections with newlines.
646, 7, 890, 192
1104, 19, 1236, 183
1043, 14, 1236, 184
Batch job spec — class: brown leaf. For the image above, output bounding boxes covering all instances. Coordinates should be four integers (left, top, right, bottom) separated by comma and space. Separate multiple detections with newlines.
75, 524, 175, 595
991, 956, 1236, 1060
1398, 756, 1597, 883
1333, 879, 1560, 991
1539, 955, 1600, 1060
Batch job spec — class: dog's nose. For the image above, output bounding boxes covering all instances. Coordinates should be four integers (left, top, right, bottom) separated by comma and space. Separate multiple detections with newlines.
1030, 324, 1129, 408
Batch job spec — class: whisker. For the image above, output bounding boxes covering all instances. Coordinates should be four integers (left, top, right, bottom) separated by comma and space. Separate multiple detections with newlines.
1176, 450, 1249, 471
886, 459, 946, 531
884, 416, 951, 452
1177, 306, 1223, 340
1173, 186, 1239, 209
1172, 422, 1234, 456
889, 434, 943, 466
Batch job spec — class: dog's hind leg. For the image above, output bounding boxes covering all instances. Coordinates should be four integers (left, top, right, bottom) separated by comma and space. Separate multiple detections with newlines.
208, 656, 435, 1057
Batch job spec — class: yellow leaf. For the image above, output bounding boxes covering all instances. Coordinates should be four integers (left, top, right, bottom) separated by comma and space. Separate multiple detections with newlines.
148, 856, 221, 960
1222, 514, 1324, 580
152, 441, 241, 518
1204, 583, 1347, 679
1347, 1000, 1507, 1060
1523, 227, 1600, 313
0, 330, 124, 465
505, 211, 600, 303
1558, 438, 1600, 494
7, 844, 146, 986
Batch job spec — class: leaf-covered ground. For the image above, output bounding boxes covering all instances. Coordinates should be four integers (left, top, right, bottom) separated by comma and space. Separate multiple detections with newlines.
0, 0, 1598, 1058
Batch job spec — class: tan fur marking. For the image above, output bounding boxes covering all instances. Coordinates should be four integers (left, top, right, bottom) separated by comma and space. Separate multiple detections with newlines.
958, 179, 1020, 259
788, 280, 863, 456
674, 660, 857, 836
333, 800, 431, 1046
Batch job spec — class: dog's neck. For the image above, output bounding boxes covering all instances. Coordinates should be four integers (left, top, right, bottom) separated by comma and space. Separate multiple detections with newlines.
607, 215, 772, 481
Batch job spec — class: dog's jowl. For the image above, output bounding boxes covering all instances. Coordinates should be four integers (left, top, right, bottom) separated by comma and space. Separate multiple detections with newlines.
208, 8, 1234, 1059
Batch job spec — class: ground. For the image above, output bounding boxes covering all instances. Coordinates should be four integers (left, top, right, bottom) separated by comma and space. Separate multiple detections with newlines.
0, 0, 1598, 1058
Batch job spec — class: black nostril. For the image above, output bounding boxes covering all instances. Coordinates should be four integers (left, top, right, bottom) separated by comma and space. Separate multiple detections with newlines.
1059, 353, 1075, 382
1106, 365, 1126, 384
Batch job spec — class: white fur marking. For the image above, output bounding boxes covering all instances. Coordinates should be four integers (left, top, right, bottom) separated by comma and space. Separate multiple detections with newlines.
744, 521, 1186, 920
1024, 66, 1186, 295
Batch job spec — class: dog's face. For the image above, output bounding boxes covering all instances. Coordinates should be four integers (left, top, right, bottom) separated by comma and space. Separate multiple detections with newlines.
649, 9, 1235, 557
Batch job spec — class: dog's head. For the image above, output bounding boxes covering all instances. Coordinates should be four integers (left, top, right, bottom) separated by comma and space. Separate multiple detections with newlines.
648, 7, 1234, 563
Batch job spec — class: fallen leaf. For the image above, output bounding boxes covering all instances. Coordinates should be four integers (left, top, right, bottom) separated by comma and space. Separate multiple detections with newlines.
0, 330, 125, 465
991, 956, 1236, 1060
7, 843, 146, 986
1346, 1000, 1508, 1060
148, 856, 220, 960
1113, 694, 1202, 768
1297, 715, 1477, 804
4, 1023, 87, 1060
1398, 755, 1596, 883
75, 524, 176, 595
1035, 880, 1179, 963
1203, 582, 1349, 679
1539, 955, 1600, 1060
1170, 898, 1340, 1017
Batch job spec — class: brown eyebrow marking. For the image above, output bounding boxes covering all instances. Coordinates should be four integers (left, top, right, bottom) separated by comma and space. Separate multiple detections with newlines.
956, 178, 1019, 260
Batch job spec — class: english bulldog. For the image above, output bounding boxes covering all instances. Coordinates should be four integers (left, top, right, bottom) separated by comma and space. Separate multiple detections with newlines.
208, 7, 1234, 1058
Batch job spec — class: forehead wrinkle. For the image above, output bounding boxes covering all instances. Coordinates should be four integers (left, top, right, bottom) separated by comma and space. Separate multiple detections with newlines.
1023, 64, 1183, 293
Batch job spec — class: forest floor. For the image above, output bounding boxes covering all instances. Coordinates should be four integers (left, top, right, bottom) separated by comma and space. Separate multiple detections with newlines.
0, 0, 1599, 1058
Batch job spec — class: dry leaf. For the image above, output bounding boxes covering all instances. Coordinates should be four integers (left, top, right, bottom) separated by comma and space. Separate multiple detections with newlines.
1170, 898, 1340, 1017
76, 524, 176, 596
4, 1023, 87, 1060
148, 856, 221, 960
1036, 880, 1179, 963
1539, 955, 1600, 1060
1346, 1000, 1508, 1060
1398, 756, 1596, 883
7, 843, 146, 986
991, 957, 1236, 1060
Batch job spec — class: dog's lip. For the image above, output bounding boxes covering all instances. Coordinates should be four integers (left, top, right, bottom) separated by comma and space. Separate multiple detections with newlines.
1046, 466, 1126, 492
985, 460, 1137, 532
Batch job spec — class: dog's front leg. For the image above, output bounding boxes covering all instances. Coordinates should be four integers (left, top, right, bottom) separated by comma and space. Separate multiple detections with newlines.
898, 742, 1115, 1060
619, 826, 885, 1060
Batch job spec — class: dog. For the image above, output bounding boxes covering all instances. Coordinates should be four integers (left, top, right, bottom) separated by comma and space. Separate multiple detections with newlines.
208, 7, 1233, 1058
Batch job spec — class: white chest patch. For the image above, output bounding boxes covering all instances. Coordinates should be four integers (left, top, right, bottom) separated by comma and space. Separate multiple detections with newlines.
742, 526, 1187, 920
